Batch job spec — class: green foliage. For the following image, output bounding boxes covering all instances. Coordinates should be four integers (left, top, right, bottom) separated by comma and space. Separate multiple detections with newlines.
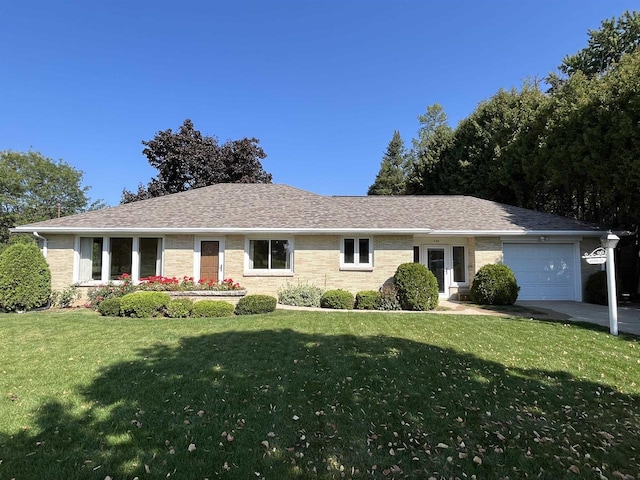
0, 243, 51, 312
585, 270, 608, 305
0, 150, 104, 244
470, 264, 520, 306
122, 119, 272, 203
320, 290, 354, 310
97, 297, 122, 317
394, 263, 439, 311
86, 275, 136, 310
120, 291, 170, 318
277, 282, 324, 307
368, 130, 408, 195
166, 298, 195, 318
559, 11, 640, 78
355, 290, 380, 310
192, 300, 235, 318
235, 295, 278, 315
377, 282, 402, 311
51, 285, 81, 308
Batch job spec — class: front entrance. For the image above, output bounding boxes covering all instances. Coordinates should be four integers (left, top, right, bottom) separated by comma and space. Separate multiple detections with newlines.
200, 241, 219, 282
418, 243, 468, 297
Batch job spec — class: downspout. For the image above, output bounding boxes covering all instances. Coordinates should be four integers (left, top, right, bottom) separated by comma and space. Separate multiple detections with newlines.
33, 231, 48, 258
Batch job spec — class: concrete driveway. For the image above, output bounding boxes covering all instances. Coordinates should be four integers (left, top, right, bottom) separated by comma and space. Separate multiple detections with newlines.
517, 301, 640, 336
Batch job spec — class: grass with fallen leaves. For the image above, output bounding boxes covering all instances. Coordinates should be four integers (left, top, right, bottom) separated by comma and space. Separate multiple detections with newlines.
0, 309, 638, 480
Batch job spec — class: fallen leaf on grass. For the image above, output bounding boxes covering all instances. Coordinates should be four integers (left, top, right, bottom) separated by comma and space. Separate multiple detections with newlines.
188, 443, 196, 452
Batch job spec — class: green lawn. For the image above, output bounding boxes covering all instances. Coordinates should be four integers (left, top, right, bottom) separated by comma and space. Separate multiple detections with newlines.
1, 309, 638, 480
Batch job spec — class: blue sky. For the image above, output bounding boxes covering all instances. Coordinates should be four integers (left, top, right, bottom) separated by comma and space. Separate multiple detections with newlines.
1, 1, 637, 206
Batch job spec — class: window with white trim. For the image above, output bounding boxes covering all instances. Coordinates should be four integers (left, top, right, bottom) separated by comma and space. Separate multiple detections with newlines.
77, 236, 162, 283
341, 237, 373, 269
247, 239, 292, 273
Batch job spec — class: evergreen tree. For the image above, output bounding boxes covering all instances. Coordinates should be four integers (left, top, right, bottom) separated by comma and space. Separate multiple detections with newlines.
368, 131, 408, 195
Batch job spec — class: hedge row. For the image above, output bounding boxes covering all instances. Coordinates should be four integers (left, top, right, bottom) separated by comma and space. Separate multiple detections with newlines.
97, 294, 277, 318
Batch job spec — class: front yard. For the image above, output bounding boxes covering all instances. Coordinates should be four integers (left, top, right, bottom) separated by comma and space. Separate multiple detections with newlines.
0, 309, 638, 479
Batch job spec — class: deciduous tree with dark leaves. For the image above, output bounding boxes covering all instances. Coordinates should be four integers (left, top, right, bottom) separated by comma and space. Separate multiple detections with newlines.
122, 119, 272, 203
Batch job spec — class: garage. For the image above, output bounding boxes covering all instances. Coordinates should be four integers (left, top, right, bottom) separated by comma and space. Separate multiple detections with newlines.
502, 243, 579, 301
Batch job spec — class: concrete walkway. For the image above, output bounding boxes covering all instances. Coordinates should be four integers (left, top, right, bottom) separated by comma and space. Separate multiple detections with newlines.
517, 300, 640, 336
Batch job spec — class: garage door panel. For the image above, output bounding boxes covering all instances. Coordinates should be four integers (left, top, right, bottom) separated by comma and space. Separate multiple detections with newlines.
503, 243, 577, 301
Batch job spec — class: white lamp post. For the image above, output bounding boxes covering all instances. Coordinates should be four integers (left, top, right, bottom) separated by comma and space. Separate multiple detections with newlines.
601, 232, 620, 336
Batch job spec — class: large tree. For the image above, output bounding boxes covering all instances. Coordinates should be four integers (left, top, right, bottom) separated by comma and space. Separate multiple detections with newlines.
368, 131, 408, 195
0, 151, 103, 244
405, 104, 453, 194
122, 119, 272, 203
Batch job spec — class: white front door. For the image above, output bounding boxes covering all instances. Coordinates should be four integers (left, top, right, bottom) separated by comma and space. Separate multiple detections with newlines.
427, 247, 446, 293
421, 244, 468, 296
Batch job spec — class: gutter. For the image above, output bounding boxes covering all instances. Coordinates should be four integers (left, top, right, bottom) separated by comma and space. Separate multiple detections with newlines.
32, 231, 48, 258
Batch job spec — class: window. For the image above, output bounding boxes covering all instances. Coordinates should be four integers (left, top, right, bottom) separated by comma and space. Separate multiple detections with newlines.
413, 246, 420, 263
453, 246, 466, 283
79, 237, 103, 281
248, 239, 292, 272
110, 238, 132, 280
77, 236, 163, 283
341, 237, 372, 269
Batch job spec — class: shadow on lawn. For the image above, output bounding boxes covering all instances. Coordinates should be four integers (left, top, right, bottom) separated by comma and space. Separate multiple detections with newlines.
1, 328, 639, 479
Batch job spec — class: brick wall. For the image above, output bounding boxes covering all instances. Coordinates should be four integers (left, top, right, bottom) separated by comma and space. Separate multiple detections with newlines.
224, 234, 413, 296
473, 237, 502, 270
45, 234, 75, 292
164, 235, 195, 278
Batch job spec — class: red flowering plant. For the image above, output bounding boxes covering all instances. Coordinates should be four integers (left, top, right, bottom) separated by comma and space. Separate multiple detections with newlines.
138, 276, 243, 292
86, 273, 136, 309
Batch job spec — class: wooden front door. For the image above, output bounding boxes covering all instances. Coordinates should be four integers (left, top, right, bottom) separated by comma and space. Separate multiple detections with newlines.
200, 241, 219, 282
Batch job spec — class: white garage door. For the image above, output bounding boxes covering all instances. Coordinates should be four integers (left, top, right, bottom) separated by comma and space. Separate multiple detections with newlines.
503, 243, 578, 300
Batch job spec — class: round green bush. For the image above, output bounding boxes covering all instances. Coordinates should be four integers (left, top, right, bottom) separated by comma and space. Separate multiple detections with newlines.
320, 289, 354, 310
235, 295, 277, 315
0, 243, 51, 312
166, 298, 195, 318
585, 270, 608, 305
470, 264, 520, 305
120, 291, 170, 318
355, 290, 380, 310
192, 300, 235, 318
393, 263, 439, 311
97, 297, 122, 317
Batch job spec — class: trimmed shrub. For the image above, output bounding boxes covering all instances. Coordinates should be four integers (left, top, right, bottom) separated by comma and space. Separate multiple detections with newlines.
278, 282, 324, 307
166, 298, 195, 318
235, 295, 278, 315
470, 264, 520, 305
120, 291, 170, 318
97, 297, 122, 317
355, 290, 380, 310
0, 243, 51, 312
585, 270, 608, 305
192, 300, 235, 318
394, 263, 439, 311
320, 289, 354, 310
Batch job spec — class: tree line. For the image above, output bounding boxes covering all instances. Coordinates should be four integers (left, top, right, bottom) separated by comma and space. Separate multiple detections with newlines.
369, 11, 639, 233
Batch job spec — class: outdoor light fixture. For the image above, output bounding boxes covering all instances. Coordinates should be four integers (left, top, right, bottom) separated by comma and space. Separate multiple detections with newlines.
601, 231, 620, 336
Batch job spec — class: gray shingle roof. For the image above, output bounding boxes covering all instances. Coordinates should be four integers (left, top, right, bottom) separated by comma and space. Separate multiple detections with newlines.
13, 183, 603, 235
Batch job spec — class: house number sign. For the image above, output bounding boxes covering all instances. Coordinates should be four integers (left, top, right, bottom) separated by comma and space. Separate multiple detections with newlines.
582, 247, 607, 265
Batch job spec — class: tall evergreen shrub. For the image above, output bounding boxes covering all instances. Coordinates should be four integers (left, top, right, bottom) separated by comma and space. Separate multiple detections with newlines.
0, 243, 51, 311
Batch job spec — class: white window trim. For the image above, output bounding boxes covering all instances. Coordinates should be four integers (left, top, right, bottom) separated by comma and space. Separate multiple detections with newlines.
73, 235, 164, 285
244, 237, 294, 276
193, 237, 225, 282
340, 237, 374, 271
